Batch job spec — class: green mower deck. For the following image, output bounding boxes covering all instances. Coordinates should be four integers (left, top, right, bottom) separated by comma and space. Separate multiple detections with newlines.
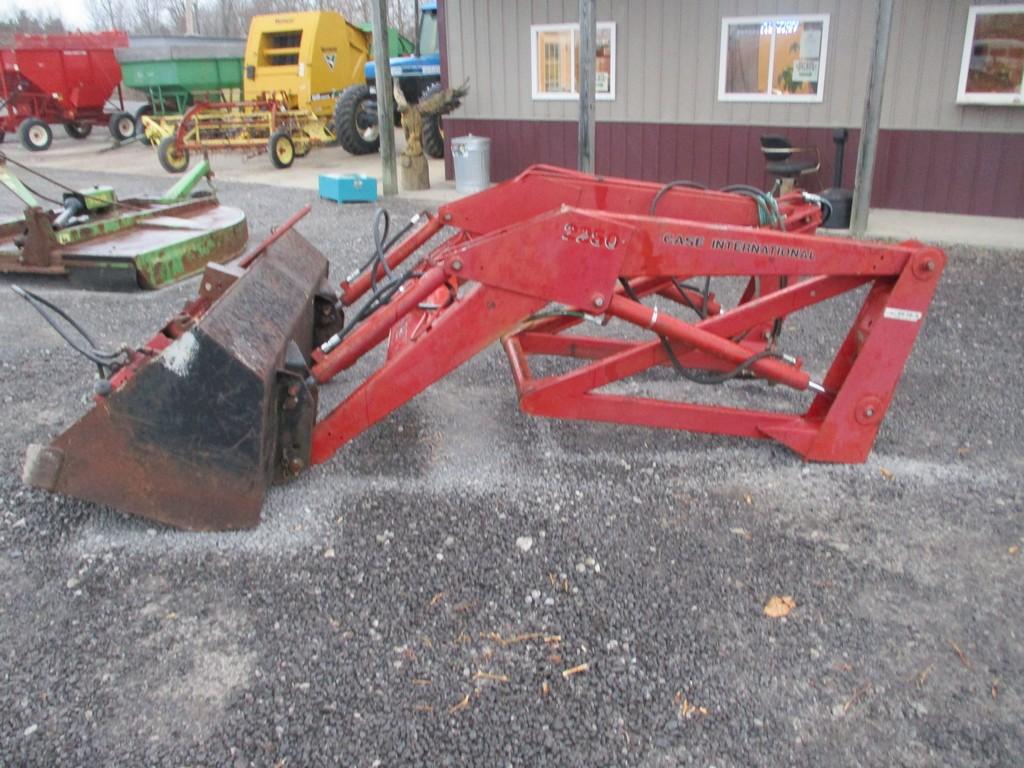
0, 158, 248, 290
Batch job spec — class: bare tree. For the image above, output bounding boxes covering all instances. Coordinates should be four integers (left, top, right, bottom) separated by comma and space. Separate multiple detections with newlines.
131, 0, 171, 35
0, 10, 66, 46
162, 0, 193, 33
86, 0, 130, 30
78, 0, 419, 40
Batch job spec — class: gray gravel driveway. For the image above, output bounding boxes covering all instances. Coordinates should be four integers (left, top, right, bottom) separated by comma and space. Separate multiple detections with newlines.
1, 170, 1021, 766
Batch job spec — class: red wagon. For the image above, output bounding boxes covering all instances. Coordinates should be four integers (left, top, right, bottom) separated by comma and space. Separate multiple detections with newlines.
0, 31, 135, 152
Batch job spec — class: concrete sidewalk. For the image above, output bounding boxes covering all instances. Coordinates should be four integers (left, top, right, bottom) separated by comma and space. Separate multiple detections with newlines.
854, 208, 1023, 250
3, 128, 459, 204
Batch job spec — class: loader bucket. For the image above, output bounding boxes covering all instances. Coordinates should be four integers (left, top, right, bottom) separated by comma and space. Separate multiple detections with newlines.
23, 229, 332, 531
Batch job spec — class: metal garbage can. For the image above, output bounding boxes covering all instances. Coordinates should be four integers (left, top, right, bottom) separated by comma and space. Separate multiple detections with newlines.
452, 134, 491, 193
821, 187, 853, 229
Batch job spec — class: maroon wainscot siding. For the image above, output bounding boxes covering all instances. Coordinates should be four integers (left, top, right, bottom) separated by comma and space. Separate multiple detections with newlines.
443, 118, 1024, 218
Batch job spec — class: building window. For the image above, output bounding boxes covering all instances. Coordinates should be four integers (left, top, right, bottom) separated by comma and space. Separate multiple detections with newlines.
718, 15, 829, 103
957, 4, 1024, 106
531, 23, 616, 101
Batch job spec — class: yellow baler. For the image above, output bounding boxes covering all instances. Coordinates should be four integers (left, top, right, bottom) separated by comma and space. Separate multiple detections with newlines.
243, 10, 369, 120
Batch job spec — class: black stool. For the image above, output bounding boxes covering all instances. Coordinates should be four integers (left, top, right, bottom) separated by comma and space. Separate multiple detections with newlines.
759, 134, 820, 194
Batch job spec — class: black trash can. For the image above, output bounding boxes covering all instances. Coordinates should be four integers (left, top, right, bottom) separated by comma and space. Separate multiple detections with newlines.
821, 187, 853, 229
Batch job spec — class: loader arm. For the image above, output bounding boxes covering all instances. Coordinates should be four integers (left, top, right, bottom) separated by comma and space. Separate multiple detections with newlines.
24, 165, 944, 531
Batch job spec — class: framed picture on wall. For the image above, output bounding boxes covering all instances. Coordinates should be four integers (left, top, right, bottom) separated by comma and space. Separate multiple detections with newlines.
956, 4, 1024, 105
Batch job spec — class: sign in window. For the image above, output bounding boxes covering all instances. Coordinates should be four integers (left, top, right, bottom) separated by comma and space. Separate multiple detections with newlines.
531, 23, 616, 101
957, 4, 1024, 106
719, 15, 829, 103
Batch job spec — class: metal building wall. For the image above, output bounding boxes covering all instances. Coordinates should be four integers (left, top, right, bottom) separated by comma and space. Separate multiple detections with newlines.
883, 0, 1024, 132
441, 0, 1024, 215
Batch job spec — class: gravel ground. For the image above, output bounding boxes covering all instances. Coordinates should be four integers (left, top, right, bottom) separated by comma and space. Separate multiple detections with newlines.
0, 170, 1022, 767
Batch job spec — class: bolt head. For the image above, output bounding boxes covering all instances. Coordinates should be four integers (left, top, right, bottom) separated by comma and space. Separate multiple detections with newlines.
864, 407, 875, 418
593, 295, 605, 308
451, 259, 463, 271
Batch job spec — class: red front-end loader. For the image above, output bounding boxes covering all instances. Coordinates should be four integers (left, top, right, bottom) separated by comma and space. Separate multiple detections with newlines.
20, 166, 945, 531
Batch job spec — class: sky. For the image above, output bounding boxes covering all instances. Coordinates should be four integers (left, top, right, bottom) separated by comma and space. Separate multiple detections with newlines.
1, 0, 92, 30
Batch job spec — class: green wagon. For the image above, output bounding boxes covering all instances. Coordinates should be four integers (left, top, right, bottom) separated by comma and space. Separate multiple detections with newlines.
117, 39, 244, 126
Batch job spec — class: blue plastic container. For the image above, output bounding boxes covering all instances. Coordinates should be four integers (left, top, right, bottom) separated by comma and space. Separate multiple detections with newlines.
318, 173, 378, 203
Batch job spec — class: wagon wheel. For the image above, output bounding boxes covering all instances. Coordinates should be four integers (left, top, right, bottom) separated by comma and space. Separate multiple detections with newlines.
133, 104, 154, 143
19, 118, 52, 152
108, 112, 136, 141
157, 136, 190, 174
269, 130, 295, 169
64, 122, 93, 140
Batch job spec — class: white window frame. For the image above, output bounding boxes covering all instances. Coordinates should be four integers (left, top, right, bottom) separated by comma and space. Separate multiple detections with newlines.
717, 14, 830, 103
956, 3, 1024, 106
530, 22, 616, 101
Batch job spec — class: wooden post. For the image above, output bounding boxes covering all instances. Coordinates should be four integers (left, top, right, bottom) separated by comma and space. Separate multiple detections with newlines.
850, 0, 894, 237
372, 0, 398, 196
577, 0, 596, 174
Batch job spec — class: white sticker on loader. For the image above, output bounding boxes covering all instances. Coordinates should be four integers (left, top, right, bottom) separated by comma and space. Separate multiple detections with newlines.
883, 307, 922, 322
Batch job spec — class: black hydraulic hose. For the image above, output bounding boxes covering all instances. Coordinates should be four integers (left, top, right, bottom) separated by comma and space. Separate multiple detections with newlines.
669, 277, 705, 319
357, 208, 419, 292
817, 195, 834, 225
660, 339, 780, 386
646, 181, 715, 320
370, 208, 396, 289
618, 278, 782, 386
649, 179, 707, 216
12, 285, 127, 378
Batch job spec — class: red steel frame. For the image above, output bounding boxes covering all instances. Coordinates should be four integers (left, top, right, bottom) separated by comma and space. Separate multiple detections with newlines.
302, 165, 944, 465
0, 32, 128, 133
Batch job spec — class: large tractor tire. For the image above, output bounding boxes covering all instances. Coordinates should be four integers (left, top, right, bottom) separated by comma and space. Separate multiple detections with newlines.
333, 84, 380, 156
19, 118, 52, 152
64, 121, 93, 139
418, 82, 446, 160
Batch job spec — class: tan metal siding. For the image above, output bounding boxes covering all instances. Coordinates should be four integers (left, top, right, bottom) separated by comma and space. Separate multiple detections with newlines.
882, 0, 1024, 132
444, 0, 1024, 133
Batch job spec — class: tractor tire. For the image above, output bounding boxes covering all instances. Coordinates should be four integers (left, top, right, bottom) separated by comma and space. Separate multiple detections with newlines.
269, 130, 295, 169
157, 136, 190, 174
19, 118, 52, 152
64, 121, 93, 139
418, 82, 446, 160
108, 111, 135, 141
333, 84, 380, 155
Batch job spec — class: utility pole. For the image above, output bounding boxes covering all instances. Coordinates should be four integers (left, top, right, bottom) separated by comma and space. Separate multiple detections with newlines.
372, 0, 398, 196
850, 0, 894, 237
184, 0, 199, 35
577, 0, 596, 173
